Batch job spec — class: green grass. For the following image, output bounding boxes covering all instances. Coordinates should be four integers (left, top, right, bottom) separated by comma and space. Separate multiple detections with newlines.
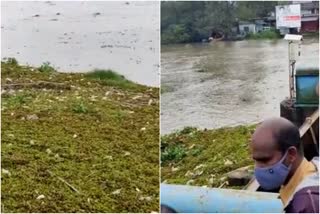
72, 101, 89, 114
1, 61, 159, 213
4, 57, 19, 66
246, 29, 281, 40
85, 69, 138, 90
3, 93, 32, 107
161, 145, 187, 163
38, 62, 56, 73
161, 125, 256, 189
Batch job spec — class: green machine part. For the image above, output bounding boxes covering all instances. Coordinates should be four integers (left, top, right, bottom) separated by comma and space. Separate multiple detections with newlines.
295, 66, 319, 107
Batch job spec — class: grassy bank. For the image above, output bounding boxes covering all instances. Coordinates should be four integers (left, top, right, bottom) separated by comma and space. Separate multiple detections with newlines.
1, 59, 159, 213
246, 29, 281, 40
161, 125, 256, 189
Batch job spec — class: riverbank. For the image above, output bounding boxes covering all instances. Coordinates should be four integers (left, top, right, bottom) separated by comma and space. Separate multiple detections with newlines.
1, 59, 159, 212
161, 125, 255, 189
245, 29, 281, 40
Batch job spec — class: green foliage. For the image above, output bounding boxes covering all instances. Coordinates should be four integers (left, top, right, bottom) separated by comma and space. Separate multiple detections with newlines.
246, 29, 281, 40
1, 61, 159, 212
161, 126, 198, 163
38, 62, 56, 73
161, 144, 187, 163
235, 1, 278, 20
179, 126, 198, 135
6, 57, 18, 66
161, 125, 257, 188
85, 69, 126, 80
162, 24, 192, 44
4, 94, 32, 108
85, 69, 138, 90
72, 101, 88, 113
11, 95, 28, 105
161, 1, 279, 44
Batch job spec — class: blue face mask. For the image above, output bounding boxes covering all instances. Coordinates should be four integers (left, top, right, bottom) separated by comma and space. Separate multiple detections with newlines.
254, 151, 292, 190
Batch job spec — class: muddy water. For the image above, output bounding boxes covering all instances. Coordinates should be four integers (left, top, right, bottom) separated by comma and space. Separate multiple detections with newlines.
1, 1, 159, 86
161, 39, 319, 134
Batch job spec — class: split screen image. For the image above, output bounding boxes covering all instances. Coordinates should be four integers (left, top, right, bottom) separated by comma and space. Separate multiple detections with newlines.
1, 0, 319, 213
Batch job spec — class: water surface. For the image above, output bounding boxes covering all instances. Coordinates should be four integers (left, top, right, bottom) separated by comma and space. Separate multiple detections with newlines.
1, 1, 159, 86
161, 39, 319, 134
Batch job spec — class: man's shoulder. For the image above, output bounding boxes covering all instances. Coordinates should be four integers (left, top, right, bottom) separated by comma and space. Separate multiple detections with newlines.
285, 186, 319, 213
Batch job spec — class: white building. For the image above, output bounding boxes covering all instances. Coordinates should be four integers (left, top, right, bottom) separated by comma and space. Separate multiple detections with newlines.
238, 21, 256, 35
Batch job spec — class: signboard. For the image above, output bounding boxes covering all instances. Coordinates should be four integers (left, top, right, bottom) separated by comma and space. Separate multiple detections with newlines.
276, 4, 301, 28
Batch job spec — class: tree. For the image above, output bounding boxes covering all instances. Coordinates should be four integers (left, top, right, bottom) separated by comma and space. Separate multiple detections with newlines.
161, 1, 280, 44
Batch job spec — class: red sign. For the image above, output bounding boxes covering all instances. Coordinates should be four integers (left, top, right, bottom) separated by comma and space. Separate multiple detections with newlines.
284, 16, 301, 21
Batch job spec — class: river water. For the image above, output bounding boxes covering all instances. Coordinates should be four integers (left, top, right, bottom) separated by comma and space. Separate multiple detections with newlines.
161, 38, 319, 134
1, 1, 159, 86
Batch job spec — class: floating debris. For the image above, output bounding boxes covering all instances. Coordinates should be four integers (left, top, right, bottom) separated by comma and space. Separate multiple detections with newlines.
224, 159, 233, 166
26, 114, 39, 121
194, 164, 206, 170
188, 144, 196, 149
8, 134, 15, 138
171, 166, 179, 172
186, 179, 194, 185
139, 196, 152, 202
184, 171, 194, 177
132, 95, 142, 100
46, 148, 52, 155
104, 155, 113, 160
93, 12, 101, 17
5, 78, 13, 83
36, 195, 45, 200
208, 177, 214, 185
2, 169, 11, 176
148, 99, 153, 105
111, 189, 121, 195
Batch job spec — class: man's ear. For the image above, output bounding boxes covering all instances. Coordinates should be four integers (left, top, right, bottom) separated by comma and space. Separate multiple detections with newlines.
287, 146, 298, 163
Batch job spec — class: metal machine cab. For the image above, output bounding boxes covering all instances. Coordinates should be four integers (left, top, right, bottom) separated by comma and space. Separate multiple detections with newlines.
295, 66, 319, 107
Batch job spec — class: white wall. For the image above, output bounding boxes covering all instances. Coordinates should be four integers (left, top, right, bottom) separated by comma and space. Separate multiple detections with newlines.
239, 24, 256, 34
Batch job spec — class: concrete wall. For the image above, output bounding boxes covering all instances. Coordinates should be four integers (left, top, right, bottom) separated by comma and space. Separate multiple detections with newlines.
239, 24, 256, 35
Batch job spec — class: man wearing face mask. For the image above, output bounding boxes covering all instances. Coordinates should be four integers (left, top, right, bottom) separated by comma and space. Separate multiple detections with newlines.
250, 117, 319, 213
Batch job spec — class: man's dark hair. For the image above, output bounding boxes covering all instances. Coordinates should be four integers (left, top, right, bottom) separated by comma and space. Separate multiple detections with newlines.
273, 121, 304, 156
